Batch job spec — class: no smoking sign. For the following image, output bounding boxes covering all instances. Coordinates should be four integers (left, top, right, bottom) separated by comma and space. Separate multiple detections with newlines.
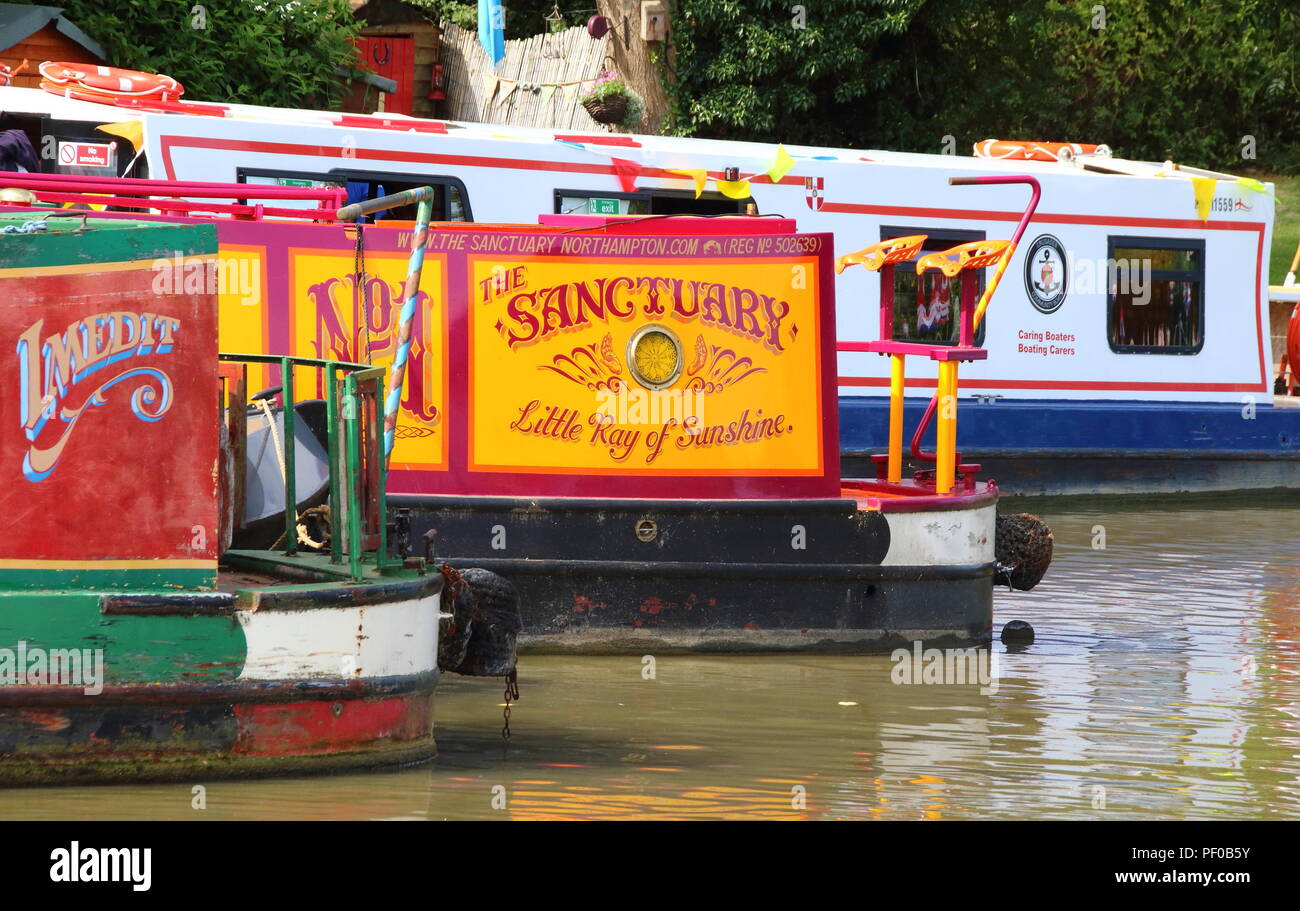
57, 141, 115, 169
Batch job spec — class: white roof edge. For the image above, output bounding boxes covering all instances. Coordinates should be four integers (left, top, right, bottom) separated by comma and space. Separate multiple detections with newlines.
0, 85, 1250, 179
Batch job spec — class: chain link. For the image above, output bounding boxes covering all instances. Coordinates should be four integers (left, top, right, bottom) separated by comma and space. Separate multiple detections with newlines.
502, 668, 519, 741
353, 222, 373, 365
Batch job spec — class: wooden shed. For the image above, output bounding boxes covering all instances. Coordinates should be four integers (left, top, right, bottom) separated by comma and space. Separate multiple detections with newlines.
346, 0, 442, 118
0, 3, 105, 86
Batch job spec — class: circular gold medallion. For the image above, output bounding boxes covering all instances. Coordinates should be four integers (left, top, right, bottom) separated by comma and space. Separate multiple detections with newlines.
626, 324, 683, 391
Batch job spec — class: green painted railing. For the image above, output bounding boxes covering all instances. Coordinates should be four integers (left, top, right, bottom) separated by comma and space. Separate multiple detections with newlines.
219, 353, 387, 582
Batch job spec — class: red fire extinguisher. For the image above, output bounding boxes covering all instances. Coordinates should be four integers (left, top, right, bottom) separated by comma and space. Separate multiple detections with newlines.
428, 63, 446, 100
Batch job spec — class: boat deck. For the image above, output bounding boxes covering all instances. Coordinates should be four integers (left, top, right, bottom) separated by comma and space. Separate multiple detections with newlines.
217, 550, 427, 592
216, 567, 296, 591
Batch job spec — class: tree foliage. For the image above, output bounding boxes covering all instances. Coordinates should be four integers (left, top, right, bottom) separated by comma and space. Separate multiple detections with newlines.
414, 1, 566, 39
666, 0, 1300, 173
24, 0, 365, 109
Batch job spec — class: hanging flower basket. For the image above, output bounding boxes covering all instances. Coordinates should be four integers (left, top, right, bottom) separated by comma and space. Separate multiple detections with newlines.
579, 70, 643, 129
583, 92, 628, 124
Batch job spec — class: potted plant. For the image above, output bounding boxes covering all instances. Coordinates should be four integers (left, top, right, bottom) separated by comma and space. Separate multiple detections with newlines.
581, 71, 645, 130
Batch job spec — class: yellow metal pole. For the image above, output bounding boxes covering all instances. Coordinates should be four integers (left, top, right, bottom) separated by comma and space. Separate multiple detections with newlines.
951, 362, 960, 485
888, 354, 905, 483
973, 242, 1017, 330
936, 361, 957, 493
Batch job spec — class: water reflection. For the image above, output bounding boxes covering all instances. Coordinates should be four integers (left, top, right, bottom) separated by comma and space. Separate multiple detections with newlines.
0, 500, 1297, 820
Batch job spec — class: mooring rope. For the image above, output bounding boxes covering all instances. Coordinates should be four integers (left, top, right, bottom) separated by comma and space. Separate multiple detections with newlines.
0, 219, 46, 234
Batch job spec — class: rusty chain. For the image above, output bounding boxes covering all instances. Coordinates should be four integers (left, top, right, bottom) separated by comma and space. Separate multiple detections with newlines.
502, 668, 519, 742
436, 562, 517, 743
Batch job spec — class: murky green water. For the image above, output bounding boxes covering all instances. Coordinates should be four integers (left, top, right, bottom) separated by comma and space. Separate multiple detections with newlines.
2, 498, 1298, 820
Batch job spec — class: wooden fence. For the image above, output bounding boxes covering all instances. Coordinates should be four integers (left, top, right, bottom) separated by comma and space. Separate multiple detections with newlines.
440, 22, 614, 131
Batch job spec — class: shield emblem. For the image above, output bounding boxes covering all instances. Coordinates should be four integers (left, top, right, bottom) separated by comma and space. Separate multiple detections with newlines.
804, 176, 824, 211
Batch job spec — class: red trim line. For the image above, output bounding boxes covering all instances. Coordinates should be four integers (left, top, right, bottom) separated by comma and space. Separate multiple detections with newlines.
554, 134, 641, 147
836, 376, 1268, 392
841, 480, 998, 512
161, 135, 683, 184
822, 201, 1263, 232
334, 115, 448, 134
1253, 229, 1267, 385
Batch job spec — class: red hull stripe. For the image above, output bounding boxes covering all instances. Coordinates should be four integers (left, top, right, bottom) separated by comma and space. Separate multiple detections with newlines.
232, 693, 433, 756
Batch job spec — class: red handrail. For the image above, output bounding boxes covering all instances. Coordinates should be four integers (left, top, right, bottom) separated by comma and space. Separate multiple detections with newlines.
0, 191, 336, 221
0, 171, 343, 221
0, 171, 344, 204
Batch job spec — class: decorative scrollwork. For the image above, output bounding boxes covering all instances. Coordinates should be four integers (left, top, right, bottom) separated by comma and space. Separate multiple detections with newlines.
539, 333, 625, 392
683, 338, 766, 395
393, 425, 438, 439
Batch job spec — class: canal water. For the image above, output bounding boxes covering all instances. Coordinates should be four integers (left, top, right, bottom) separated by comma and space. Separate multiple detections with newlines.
2, 497, 1297, 821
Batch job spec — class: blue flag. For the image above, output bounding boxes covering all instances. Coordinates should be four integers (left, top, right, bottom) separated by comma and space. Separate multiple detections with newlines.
478, 0, 505, 66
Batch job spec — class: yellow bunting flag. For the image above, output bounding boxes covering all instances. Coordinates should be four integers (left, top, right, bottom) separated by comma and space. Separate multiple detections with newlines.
766, 144, 795, 183
1236, 177, 1270, 196
483, 73, 499, 100
716, 178, 752, 200
667, 168, 708, 198
96, 121, 144, 152
562, 83, 581, 101
1191, 177, 1215, 221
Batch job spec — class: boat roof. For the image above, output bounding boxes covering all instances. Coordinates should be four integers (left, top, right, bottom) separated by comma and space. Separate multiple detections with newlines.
0, 85, 1252, 183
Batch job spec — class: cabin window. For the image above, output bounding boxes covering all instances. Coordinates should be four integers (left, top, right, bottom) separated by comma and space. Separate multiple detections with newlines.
237, 168, 473, 222
554, 188, 746, 217
0, 114, 144, 177
1106, 237, 1204, 354
880, 227, 987, 346
558, 193, 649, 216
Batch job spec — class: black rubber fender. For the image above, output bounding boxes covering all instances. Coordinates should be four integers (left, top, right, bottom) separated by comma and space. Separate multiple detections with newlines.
995, 513, 1054, 591
441, 568, 522, 677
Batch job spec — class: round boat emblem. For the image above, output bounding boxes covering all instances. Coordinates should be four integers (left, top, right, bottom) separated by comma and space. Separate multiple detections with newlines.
635, 518, 658, 542
1023, 234, 1068, 313
626, 324, 683, 390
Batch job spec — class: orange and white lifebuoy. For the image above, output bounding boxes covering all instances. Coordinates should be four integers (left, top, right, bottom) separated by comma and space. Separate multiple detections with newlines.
974, 140, 1110, 162
0, 59, 28, 86
1286, 303, 1300, 395
38, 62, 183, 102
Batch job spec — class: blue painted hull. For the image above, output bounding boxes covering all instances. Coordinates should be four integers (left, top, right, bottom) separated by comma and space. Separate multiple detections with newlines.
839, 397, 1300, 496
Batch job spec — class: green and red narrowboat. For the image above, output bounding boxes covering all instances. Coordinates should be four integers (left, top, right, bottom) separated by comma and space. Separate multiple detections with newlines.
0, 211, 458, 785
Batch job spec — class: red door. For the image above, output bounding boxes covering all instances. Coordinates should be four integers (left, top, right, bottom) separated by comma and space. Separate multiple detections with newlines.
357, 35, 414, 115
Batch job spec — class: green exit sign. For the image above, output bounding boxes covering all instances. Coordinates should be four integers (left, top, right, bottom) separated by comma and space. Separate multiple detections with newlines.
589, 198, 620, 214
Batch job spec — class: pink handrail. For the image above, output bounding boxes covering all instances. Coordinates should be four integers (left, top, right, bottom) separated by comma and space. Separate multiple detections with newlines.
0, 171, 343, 221
0, 170, 344, 205
0, 190, 336, 221
908, 175, 1040, 465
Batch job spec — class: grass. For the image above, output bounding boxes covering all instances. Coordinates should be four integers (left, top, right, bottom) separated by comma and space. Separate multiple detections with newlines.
1266, 175, 1299, 286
